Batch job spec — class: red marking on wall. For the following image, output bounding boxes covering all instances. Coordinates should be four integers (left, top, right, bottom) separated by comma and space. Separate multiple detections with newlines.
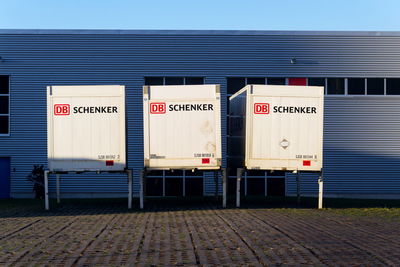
288, 78, 307, 86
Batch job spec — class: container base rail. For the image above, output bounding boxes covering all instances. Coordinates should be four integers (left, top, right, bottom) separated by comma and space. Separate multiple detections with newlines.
139, 167, 227, 209
235, 168, 324, 209
44, 169, 133, 211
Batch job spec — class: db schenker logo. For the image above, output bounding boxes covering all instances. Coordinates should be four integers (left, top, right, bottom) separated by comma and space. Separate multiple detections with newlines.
54, 104, 70, 115
254, 103, 269, 114
150, 102, 166, 114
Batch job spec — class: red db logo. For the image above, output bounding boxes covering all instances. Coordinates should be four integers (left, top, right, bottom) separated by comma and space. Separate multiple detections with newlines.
150, 102, 166, 114
254, 103, 269, 114
54, 104, 70, 115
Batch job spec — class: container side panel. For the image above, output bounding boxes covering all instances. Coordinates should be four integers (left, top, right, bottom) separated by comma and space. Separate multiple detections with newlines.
145, 85, 221, 169
48, 85, 126, 172
246, 85, 323, 171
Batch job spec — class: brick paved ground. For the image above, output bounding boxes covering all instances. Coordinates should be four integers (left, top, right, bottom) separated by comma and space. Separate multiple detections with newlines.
1, 199, 400, 266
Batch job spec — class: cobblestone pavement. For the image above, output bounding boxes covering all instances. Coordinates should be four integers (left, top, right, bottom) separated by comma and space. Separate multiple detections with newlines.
1, 200, 400, 266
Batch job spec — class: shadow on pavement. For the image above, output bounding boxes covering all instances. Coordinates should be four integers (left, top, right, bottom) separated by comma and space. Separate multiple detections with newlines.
1, 197, 400, 218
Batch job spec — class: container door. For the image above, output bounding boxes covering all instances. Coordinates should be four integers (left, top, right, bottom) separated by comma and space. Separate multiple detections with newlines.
0, 157, 10, 198
148, 100, 219, 168
249, 94, 322, 170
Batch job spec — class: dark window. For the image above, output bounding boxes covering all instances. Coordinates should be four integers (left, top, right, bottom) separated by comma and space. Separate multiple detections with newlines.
308, 78, 325, 87
0, 96, 8, 114
145, 77, 205, 86
146, 178, 163, 196
227, 77, 246, 94
247, 178, 265, 195
247, 77, 266, 85
147, 170, 163, 176
184, 169, 202, 176
165, 178, 183, 196
185, 178, 204, 196
327, 78, 345, 94
0, 116, 9, 134
267, 78, 286, 85
165, 77, 184, 85
267, 178, 285, 196
165, 170, 183, 177
185, 77, 204, 85
145, 77, 163, 85
386, 78, 400, 95
367, 78, 384, 95
0, 76, 8, 94
348, 78, 365, 95
0, 76, 9, 135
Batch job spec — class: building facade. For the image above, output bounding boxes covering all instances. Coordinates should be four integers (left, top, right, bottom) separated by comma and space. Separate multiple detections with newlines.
1, 30, 400, 199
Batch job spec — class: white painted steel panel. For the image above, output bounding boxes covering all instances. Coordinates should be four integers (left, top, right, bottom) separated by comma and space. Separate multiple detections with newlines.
230, 85, 323, 171
143, 85, 221, 170
47, 85, 126, 172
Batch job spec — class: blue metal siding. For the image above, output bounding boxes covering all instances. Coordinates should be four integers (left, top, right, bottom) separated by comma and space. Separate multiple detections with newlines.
0, 31, 400, 197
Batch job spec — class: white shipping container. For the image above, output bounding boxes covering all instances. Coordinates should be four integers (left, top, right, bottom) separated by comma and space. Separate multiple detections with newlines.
229, 85, 324, 171
47, 85, 126, 172
143, 85, 222, 170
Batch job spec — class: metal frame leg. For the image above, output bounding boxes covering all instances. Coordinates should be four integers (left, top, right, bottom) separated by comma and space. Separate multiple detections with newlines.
236, 168, 243, 208
318, 175, 324, 209
44, 170, 50, 210
56, 173, 61, 204
127, 169, 132, 209
222, 168, 227, 208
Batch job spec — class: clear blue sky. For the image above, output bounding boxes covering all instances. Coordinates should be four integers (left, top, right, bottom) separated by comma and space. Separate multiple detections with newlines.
0, 0, 399, 31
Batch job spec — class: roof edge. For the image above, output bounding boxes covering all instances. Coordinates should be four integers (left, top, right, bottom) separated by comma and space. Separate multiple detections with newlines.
0, 29, 400, 36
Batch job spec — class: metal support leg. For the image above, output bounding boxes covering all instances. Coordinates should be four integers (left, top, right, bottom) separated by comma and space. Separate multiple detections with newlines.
127, 169, 132, 209
56, 173, 61, 204
222, 168, 227, 208
296, 171, 301, 204
236, 168, 243, 208
140, 169, 144, 209
162, 170, 165, 197
44, 170, 50, 210
264, 171, 267, 197
318, 176, 324, 209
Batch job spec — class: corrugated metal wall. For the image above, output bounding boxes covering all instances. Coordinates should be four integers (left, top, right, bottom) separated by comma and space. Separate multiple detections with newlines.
1, 30, 400, 198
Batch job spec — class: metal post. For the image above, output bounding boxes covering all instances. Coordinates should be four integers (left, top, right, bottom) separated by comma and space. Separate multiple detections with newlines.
318, 175, 324, 209
44, 170, 50, 210
264, 171, 267, 197
127, 169, 132, 209
296, 171, 301, 204
140, 169, 144, 209
162, 170, 165, 197
222, 168, 227, 208
56, 173, 61, 204
236, 168, 243, 208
